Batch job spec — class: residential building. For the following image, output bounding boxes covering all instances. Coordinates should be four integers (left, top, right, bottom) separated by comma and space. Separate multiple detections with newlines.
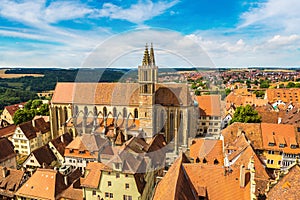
260, 123, 300, 169
225, 88, 268, 113
196, 95, 221, 137
50, 44, 197, 156
222, 122, 300, 170
22, 145, 57, 171
64, 134, 108, 173
12, 117, 51, 155
0, 124, 16, 141
49, 133, 73, 164
265, 161, 300, 199
0, 166, 26, 199
0, 137, 17, 169
0, 103, 25, 127
154, 152, 259, 200
265, 88, 300, 104
16, 168, 81, 200
189, 138, 224, 165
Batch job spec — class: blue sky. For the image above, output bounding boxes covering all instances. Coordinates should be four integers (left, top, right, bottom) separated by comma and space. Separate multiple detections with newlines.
0, 0, 300, 67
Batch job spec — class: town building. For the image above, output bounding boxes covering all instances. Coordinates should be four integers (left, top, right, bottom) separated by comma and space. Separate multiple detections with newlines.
22, 145, 57, 171
265, 161, 300, 199
265, 88, 300, 104
12, 117, 51, 155
0, 124, 17, 141
15, 167, 81, 200
50, 44, 197, 155
189, 138, 224, 165
48, 133, 73, 164
0, 166, 26, 199
222, 122, 300, 170
64, 134, 108, 173
0, 103, 25, 127
0, 137, 17, 169
196, 95, 221, 137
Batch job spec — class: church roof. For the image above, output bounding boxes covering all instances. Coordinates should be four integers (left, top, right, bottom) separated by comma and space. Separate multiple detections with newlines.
52, 82, 193, 106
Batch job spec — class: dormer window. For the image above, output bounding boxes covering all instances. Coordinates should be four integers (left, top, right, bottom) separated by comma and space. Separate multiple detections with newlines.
79, 150, 85, 154
268, 142, 275, 146
291, 144, 298, 149
279, 144, 286, 148
69, 149, 74, 153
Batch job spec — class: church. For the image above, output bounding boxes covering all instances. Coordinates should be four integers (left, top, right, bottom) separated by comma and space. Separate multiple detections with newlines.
50, 44, 198, 153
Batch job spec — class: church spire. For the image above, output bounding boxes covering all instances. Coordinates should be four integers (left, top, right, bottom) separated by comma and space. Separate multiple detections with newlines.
149, 43, 155, 67
142, 43, 150, 67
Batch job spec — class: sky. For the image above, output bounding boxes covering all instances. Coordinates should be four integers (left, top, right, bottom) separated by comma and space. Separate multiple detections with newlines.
0, 0, 300, 68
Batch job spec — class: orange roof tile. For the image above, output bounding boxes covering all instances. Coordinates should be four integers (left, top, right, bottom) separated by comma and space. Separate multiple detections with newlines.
196, 95, 221, 116
266, 164, 300, 199
184, 164, 251, 200
81, 162, 111, 189
261, 123, 300, 153
153, 153, 198, 200
190, 139, 224, 165
266, 88, 300, 104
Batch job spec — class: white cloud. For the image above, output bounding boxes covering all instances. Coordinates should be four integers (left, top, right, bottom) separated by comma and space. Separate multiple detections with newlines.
239, 0, 300, 33
95, 0, 179, 24
268, 34, 300, 45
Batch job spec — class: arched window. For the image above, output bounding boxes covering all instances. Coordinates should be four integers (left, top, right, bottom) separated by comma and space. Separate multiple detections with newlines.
203, 158, 207, 164
64, 107, 68, 121
134, 108, 138, 118
73, 105, 78, 117
123, 107, 127, 118
84, 106, 88, 117
160, 110, 165, 132
93, 106, 97, 116
103, 107, 107, 117
170, 110, 174, 140
113, 107, 117, 117
196, 158, 200, 163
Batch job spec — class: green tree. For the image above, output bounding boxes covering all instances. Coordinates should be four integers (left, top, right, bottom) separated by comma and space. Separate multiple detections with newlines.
260, 80, 270, 88
36, 104, 49, 116
230, 105, 262, 124
31, 100, 43, 109
13, 109, 35, 125
225, 88, 231, 96
286, 82, 295, 88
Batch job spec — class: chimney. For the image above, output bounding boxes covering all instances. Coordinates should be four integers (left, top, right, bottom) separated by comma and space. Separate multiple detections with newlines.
32, 119, 35, 127
2, 167, 7, 178
239, 164, 246, 188
64, 176, 68, 186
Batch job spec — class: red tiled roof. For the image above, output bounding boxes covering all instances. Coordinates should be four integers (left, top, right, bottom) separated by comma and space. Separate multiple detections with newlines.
0, 124, 16, 138
153, 153, 197, 200
196, 95, 221, 116
4, 102, 26, 116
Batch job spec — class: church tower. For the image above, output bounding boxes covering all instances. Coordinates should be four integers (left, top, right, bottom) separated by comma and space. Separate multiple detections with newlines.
138, 43, 158, 141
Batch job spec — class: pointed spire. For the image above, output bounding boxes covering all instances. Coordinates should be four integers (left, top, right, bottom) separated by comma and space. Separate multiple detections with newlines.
142, 43, 150, 67
149, 43, 155, 66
